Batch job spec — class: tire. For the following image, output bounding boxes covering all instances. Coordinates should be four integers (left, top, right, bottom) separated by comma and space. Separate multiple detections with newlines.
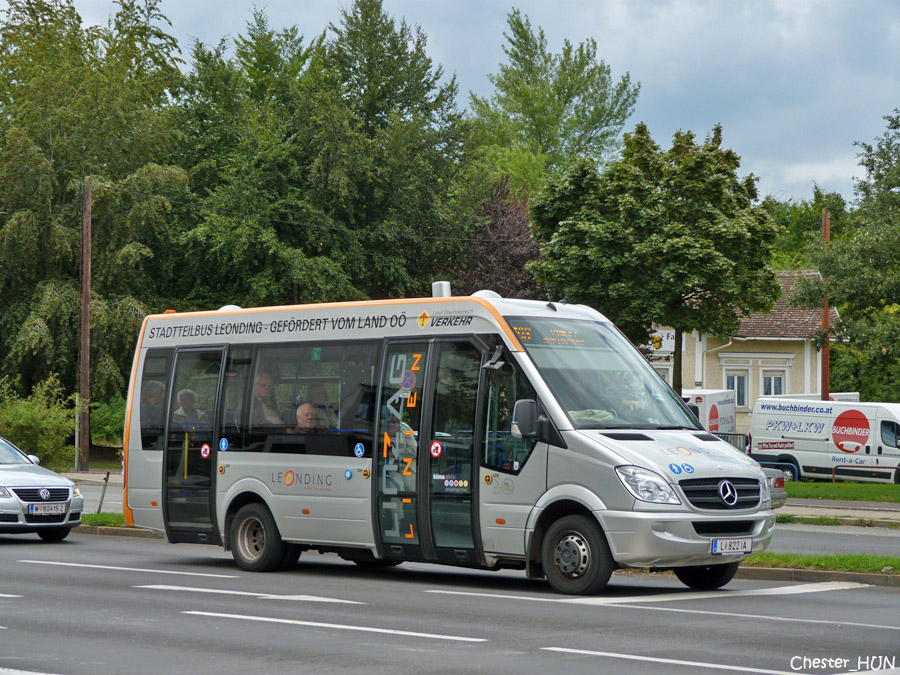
541, 514, 614, 595
277, 544, 303, 571
673, 561, 741, 590
230, 503, 286, 572
779, 459, 800, 482
37, 527, 71, 542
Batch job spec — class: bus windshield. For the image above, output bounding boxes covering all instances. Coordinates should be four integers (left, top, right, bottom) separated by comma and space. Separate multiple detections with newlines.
509, 317, 700, 431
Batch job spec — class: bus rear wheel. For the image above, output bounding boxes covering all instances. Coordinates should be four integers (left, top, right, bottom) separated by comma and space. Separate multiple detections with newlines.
673, 561, 740, 590
541, 514, 613, 595
231, 503, 286, 572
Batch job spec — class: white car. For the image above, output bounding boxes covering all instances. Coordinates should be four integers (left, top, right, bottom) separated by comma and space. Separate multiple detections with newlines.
0, 436, 83, 541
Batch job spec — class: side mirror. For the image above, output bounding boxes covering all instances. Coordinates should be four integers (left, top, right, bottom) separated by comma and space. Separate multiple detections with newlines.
27, 454, 40, 465
511, 399, 538, 439
687, 404, 700, 421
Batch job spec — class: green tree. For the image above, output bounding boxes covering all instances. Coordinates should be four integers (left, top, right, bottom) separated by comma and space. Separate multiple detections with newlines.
0, 0, 185, 397
470, 9, 639, 195
531, 123, 781, 394
795, 110, 900, 400
763, 187, 849, 269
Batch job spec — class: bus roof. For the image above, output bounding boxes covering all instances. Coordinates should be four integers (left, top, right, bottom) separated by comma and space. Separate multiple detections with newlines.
138, 292, 609, 352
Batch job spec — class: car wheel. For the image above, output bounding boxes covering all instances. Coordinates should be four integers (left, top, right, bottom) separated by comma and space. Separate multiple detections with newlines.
230, 503, 286, 572
37, 527, 70, 542
673, 561, 741, 590
779, 460, 800, 482
541, 514, 614, 595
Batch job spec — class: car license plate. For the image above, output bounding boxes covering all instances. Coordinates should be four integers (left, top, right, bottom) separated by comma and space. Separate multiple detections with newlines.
711, 537, 751, 555
28, 503, 66, 515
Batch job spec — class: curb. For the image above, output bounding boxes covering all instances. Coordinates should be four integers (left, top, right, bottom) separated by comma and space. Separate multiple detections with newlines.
73, 525, 164, 539
778, 515, 900, 529
736, 566, 900, 587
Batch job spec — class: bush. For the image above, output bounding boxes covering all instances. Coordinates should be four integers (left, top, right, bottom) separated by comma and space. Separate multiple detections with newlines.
0, 375, 75, 468
91, 396, 126, 446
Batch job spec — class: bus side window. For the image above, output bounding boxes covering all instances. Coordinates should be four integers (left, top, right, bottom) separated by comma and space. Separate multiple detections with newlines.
482, 356, 538, 473
221, 347, 251, 451
139, 349, 172, 450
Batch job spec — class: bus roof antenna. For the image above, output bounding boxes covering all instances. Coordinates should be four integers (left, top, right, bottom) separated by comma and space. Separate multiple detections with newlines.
432, 281, 451, 298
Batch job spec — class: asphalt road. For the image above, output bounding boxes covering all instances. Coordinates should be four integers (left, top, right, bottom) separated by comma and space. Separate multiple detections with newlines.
1, 533, 898, 675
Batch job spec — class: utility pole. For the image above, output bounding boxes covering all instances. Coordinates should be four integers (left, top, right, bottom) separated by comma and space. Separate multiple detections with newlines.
821, 209, 830, 402
78, 176, 92, 470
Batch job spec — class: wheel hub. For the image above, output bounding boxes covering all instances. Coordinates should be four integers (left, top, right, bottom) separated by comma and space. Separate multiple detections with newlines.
554, 533, 590, 577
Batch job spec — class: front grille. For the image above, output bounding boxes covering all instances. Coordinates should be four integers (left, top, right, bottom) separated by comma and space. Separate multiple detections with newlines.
0, 514, 18, 522
24, 513, 67, 524
68, 511, 82, 521
679, 477, 760, 510
693, 520, 755, 536
12, 488, 70, 502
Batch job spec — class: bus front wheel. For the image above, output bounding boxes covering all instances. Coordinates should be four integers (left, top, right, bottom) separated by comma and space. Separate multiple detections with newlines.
541, 514, 613, 595
231, 503, 287, 572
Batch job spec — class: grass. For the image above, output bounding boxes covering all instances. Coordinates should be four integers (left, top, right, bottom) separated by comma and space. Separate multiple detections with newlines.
785, 480, 900, 502
745, 552, 900, 575
80, 513, 125, 527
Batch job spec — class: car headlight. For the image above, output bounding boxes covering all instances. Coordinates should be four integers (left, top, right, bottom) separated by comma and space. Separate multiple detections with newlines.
616, 466, 681, 504
0, 486, 10, 498
70, 484, 81, 497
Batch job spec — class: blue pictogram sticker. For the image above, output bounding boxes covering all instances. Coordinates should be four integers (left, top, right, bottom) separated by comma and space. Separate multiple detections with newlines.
681, 463, 694, 474
219, 438, 229, 452
354, 443, 365, 458
401, 369, 417, 391
344, 469, 353, 480
668, 463, 683, 475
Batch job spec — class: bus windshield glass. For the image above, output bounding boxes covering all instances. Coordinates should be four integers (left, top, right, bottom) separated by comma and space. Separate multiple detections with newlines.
509, 318, 700, 430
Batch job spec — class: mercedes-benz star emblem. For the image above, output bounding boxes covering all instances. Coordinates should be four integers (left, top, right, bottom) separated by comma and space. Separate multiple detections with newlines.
717, 480, 738, 506
39, 488, 51, 501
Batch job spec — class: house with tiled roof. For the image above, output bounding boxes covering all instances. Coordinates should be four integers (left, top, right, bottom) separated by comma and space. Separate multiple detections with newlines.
650, 270, 838, 433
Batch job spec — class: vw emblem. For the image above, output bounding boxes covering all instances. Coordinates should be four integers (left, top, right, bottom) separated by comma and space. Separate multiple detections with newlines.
717, 480, 739, 507
39, 488, 51, 501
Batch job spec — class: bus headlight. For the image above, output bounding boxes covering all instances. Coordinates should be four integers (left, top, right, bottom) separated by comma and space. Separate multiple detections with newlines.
616, 466, 681, 505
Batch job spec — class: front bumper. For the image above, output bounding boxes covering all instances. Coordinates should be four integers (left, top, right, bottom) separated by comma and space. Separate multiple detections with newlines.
0, 490, 84, 534
597, 507, 776, 568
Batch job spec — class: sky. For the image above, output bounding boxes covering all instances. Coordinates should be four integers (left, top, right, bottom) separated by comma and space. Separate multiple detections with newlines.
12, 0, 900, 202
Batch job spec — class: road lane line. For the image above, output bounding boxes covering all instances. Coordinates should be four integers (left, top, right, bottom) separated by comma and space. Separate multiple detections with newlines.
541, 647, 798, 675
426, 581, 868, 606
20, 560, 238, 578
0, 669, 67, 675
137, 585, 364, 604
0, 594, 22, 598
184, 611, 488, 642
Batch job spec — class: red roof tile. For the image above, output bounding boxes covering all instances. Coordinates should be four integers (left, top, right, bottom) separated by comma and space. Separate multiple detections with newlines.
737, 270, 839, 339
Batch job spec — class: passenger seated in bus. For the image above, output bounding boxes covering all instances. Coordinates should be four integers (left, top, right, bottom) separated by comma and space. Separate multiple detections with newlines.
308, 383, 339, 430
141, 380, 165, 430
251, 373, 282, 426
173, 389, 208, 424
289, 402, 318, 434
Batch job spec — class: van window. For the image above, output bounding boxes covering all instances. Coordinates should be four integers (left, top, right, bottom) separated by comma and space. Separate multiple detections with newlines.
881, 420, 900, 448
482, 353, 538, 472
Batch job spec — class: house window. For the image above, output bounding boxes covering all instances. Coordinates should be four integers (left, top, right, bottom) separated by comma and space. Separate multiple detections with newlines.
763, 371, 784, 396
653, 365, 671, 384
726, 370, 748, 408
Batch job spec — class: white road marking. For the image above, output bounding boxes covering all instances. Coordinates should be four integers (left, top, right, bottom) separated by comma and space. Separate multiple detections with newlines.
427, 581, 868, 606
542, 647, 799, 675
0, 669, 66, 675
184, 611, 488, 642
137, 584, 364, 604
0, 594, 22, 598
19, 560, 238, 578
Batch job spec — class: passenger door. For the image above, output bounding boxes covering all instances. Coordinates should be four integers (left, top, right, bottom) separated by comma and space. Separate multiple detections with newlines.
374, 340, 483, 564
163, 348, 224, 544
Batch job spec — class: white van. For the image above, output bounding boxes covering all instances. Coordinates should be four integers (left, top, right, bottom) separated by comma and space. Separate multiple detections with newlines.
682, 389, 736, 434
749, 397, 900, 483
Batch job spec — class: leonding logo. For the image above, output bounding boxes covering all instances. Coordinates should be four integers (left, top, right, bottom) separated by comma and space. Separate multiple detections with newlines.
717, 480, 738, 506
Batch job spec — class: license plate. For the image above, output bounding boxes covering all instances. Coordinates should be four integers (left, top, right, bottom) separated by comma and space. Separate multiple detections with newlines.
711, 537, 751, 555
28, 503, 66, 515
